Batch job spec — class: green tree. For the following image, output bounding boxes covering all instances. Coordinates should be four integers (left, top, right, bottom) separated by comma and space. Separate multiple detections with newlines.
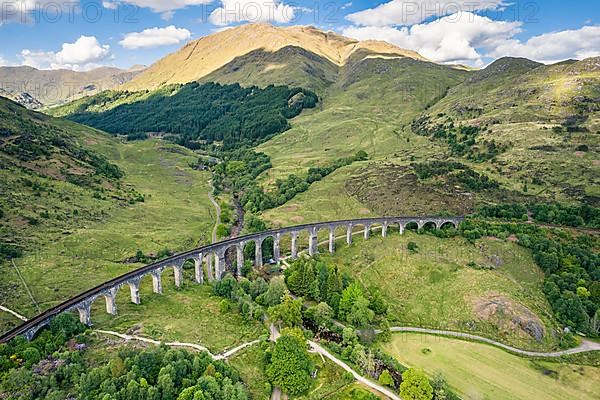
257, 276, 287, 307
400, 368, 433, 400
348, 296, 374, 328
379, 319, 392, 343
306, 302, 333, 332
378, 370, 394, 387
268, 294, 303, 328
287, 258, 317, 298
216, 224, 230, 239
338, 283, 363, 321
213, 274, 238, 298
266, 328, 313, 395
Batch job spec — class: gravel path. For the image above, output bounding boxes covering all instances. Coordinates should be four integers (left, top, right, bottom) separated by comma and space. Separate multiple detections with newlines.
94, 329, 258, 360
387, 327, 600, 357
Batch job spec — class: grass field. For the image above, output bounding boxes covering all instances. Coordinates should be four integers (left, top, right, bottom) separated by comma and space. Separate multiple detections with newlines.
1, 136, 216, 333
91, 280, 265, 353
382, 333, 600, 400
229, 344, 271, 400
321, 231, 560, 351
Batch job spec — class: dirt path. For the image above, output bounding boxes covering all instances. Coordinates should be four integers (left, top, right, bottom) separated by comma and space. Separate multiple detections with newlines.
386, 327, 600, 357
94, 330, 259, 361
308, 340, 402, 400
208, 179, 221, 243
0, 305, 28, 321
11, 259, 40, 313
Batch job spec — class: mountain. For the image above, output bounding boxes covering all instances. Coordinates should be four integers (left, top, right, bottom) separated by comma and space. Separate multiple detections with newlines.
53, 24, 599, 213
0, 65, 144, 107
423, 56, 600, 124
128, 23, 426, 90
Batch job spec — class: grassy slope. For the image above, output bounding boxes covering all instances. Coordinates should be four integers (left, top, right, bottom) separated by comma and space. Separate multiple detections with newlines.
92, 281, 265, 353
258, 58, 466, 179
1, 130, 216, 333
423, 57, 600, 204
257, 58, 467, 224
258, 57, 599, 227
382, 333, 600, 400
321, 231, 559, 351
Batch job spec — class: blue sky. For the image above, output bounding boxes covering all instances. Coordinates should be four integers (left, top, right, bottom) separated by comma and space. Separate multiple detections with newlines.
0, 0, 598, 70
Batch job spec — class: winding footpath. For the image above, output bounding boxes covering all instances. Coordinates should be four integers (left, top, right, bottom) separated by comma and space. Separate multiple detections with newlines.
94, 329, 259, 361
386, 327, 600, 357
308, 340, 401, 400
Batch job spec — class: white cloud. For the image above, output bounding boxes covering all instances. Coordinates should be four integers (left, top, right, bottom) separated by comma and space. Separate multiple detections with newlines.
119, 25, 191, 49
20, 36, 111, 71
489, 25, 600, 64
346, 0, 506, 27
103, 0, 211, 19
343, 12, 521, 66
19, 50, 56, 69
209, 0, 296, 26
0, 55, 8, 66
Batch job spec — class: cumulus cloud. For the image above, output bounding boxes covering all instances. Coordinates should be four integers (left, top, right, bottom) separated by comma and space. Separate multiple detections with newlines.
209, 0, 296, 26
489, 25, 600, 64
103, 0, 211, 19
20, 36, 111, 71
119, 25, 191, 49
343, 12, 521, 66
346, 0, 506, 27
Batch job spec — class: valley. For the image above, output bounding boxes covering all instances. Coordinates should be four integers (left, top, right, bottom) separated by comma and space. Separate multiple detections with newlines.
1, 22, 599, 400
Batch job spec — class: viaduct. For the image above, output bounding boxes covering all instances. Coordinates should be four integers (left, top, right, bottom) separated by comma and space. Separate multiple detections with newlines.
0, 216, 463, 343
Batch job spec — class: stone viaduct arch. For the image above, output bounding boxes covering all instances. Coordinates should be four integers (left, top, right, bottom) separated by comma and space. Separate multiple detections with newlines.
0, 215, 463, 343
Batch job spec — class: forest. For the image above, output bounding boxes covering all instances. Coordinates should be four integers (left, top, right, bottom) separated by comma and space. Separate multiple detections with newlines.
65, 82, 318, 150
0, 314, 249, 400
212, 149, 368, 213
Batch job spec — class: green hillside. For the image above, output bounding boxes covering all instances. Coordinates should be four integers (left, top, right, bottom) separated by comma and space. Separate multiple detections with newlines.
0, 96, 135, 262
0, 96, 216, 333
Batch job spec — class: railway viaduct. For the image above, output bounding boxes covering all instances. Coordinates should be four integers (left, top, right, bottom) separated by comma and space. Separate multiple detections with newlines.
0, 216, 463, 343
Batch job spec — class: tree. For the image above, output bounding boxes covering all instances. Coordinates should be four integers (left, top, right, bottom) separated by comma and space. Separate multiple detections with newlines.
378, 370, 394, 387
287, 258, 317, 298
266, 328, 313, 395
348, 296, 374, 328
399, 368, 433, 400
250, 277, 269, 300
338, 283, 364, 321
379, 319, 392, 343
268, 294, 303, 328
306, 302, 333, 332
257, 276, 287, 307
368, 289, 388, 316
213, 274, 238, 298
